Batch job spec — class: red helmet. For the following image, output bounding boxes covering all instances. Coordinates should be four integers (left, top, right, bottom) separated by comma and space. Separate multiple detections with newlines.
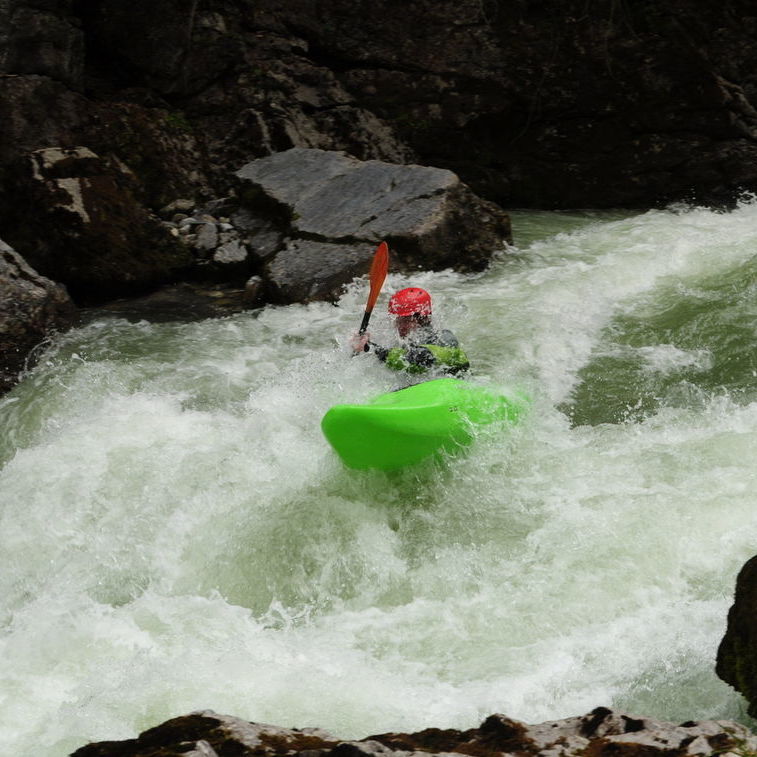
388, 287, 432, 317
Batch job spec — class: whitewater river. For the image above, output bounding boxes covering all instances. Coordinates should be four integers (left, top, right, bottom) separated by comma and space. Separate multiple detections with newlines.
3, 203, 757, 755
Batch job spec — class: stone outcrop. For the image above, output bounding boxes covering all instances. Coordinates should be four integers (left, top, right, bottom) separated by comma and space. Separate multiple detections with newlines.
235, 148, 511, 302
135, 146, 510, 308
0, 238, 76, 392
263, 0, 757, 209
3, 146, 194, 304
70, 707, 757, 757
716, 555, 757, 716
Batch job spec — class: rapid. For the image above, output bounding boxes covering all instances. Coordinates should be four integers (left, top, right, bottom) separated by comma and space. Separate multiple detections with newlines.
3, 202, 757, 755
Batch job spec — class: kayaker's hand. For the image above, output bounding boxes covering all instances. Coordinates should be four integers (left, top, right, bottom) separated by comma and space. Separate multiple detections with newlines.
350, 332, 370, 353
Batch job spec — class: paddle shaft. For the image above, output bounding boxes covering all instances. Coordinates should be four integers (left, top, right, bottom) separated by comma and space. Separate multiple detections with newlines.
358, 310, 373, 335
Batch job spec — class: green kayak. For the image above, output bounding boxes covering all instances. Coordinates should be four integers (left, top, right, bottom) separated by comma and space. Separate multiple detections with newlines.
321, 378, 526, 471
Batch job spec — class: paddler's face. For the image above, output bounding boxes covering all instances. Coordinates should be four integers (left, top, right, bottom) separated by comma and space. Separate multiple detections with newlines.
395, 315, 418, 338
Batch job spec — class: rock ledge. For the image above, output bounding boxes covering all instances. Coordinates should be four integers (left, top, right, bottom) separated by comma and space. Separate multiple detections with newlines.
71, 707, 757, 757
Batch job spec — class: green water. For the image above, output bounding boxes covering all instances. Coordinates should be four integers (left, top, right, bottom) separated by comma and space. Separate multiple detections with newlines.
2, 203, 757, 755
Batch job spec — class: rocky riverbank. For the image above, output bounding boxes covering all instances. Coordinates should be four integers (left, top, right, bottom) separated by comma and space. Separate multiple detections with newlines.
0, 145, 510, 390
71, 708, 757, 757
4, 1, 757, 389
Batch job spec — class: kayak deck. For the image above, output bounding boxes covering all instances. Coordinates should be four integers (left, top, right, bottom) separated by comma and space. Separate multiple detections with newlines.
321, 378, 525, 471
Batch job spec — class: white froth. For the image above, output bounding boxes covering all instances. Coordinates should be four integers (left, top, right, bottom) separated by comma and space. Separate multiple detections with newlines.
3, 203, 757, 755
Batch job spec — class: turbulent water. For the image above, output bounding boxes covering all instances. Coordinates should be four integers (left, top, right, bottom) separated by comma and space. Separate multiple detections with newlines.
4, 202, 757, 755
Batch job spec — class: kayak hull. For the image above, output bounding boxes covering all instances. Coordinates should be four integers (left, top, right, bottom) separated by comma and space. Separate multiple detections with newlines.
321, 378, 525, 471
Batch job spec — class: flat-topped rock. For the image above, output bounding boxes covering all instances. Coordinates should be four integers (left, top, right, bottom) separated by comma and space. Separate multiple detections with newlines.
235, 148, 511, 303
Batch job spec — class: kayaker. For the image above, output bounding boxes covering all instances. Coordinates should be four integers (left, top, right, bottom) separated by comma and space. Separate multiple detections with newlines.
350, 287, 470, 376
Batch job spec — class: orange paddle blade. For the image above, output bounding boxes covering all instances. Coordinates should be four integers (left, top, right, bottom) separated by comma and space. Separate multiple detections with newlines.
358, 241, 390, 334
366, 241, 389, 312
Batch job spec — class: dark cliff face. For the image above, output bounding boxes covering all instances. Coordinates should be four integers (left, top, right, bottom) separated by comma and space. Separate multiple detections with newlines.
255, 0, 757, 208
3, 0, 757, 214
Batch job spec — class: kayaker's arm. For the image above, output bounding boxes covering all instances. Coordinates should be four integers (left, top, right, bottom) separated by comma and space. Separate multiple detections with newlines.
367, 341, 389, 361
359, 333, 469, 376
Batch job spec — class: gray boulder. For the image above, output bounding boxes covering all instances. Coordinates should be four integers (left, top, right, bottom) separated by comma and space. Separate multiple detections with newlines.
236, 148, 511, 303
0, 238, 76, 393
265, 239, 376, 303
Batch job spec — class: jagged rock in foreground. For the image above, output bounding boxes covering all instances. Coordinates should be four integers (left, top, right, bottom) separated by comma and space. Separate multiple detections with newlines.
717, 555, 757, 717
235, 148, 511, 303
0, 238, 76, 393
70, 707, 757, 757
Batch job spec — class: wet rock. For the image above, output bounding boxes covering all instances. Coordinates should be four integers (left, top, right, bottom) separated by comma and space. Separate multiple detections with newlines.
3, 146, 194, 305
92, 283, 251, 322
243, 275, 266, 306
265, 239, 376, 303
236, 147, 511, 303
717, 555, 757, 716
71, 708, 757, 757
195, 222, 219, 252
0, 237, 77, 393
371, 708, 757, 756
72, 711, 339, 757
161, 198, 195, 218
230, 207, 284, 262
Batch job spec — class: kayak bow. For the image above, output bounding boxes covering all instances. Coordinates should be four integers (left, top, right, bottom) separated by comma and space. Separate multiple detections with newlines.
321, 378, 526, 470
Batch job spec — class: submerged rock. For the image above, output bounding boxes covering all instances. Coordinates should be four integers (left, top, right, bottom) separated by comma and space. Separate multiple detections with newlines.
70, 707, 757, 757
0, 237, 76, 393
92, 282, 251, 323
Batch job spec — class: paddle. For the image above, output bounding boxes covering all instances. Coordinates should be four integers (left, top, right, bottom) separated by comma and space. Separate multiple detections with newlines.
358, 241, 389, 336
